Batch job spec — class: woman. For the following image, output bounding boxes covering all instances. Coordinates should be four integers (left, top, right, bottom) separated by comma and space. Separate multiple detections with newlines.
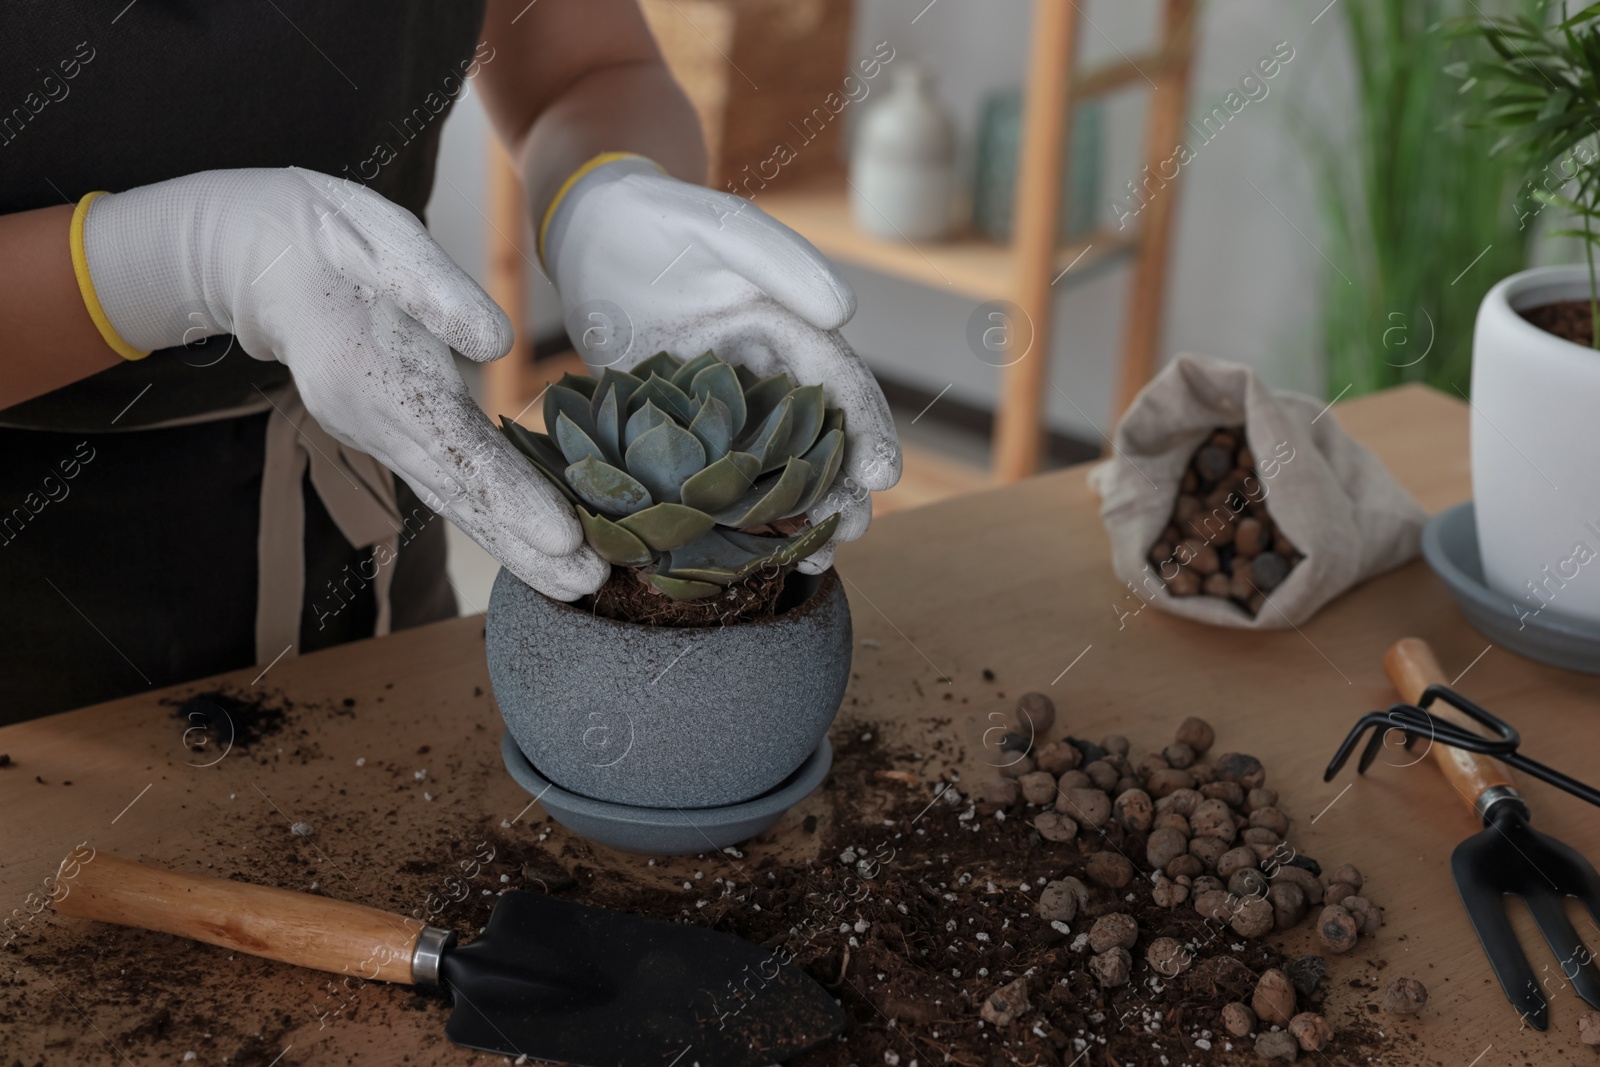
0, 0, 900, 720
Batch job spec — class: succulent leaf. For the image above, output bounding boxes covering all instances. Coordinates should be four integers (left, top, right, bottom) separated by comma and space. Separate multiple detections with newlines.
513, 350, 850, 597
592, 385, 623, 465
544, 384, 595, 439
500, 419, 580, 504
556, 411, 608, 467
624, 420, 706, 504
781, 384, 826, 462
630, 374, 697, 423
565, 455, 653, 516
579, 507, 654, 565
648, 574, 722, 601
616, 502, 716, 551
721, 512, 839, 572
713, 456, 810, 527
688, 395, 733, 462
742, 374, 794, 435
689, 363, 747, 438
679, 450, 761, 512
590, 368, 644, 419
784, 428, 845, 518
624, 399, 672, 449
743, 395, 795, 472
632, 351, 681, 380
557, 372, 598, 399
658, 531, 759, 584
670, 350, 720, 391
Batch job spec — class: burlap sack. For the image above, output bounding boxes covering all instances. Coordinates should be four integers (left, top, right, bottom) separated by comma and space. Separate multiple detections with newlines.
1087, 353, 1427, 628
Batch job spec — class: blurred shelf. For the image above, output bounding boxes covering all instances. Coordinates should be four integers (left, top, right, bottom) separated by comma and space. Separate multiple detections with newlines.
760, 176, 1137, 303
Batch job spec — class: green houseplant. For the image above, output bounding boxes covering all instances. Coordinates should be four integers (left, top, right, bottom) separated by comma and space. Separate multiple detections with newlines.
1308, 0, 1534, 397
1446, 1, 1600, 627
484, 349, 853, 852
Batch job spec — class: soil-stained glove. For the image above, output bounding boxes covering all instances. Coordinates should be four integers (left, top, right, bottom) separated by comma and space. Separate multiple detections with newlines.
77, 168, 606, 600
539, 155, 902, 572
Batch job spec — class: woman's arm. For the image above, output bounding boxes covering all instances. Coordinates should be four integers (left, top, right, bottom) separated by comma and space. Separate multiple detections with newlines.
0, 204, 122, 408
474, 0, 708, 231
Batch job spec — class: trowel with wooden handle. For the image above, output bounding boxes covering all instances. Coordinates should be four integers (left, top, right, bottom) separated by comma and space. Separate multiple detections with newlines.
54, 854, 843, 1065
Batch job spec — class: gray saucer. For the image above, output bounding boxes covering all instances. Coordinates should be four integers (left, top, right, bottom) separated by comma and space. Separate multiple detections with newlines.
1423, 501, 1600, 674
500, 731, 833, 855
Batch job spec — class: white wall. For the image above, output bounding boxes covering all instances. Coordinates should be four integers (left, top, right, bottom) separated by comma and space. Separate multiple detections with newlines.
425, 0, 1351, 440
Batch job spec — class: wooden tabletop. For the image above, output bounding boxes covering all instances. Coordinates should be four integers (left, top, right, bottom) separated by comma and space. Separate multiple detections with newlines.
5, 382, 1596, 1065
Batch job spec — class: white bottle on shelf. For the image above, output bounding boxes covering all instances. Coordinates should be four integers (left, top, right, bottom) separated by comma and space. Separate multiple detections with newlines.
849, 61, 957, 242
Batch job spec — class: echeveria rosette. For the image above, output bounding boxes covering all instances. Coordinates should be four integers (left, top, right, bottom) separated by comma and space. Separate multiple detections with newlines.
500, 350, 845, 601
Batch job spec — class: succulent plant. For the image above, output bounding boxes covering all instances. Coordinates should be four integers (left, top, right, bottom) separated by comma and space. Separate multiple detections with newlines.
500, 350, 844, 601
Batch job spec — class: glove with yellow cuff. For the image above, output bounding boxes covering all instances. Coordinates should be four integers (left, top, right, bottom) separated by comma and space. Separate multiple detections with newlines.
72, 167, 606, 601
538, 154, 902, 573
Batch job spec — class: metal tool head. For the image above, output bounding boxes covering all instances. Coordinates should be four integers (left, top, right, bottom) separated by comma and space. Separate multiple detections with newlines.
1452, 800, 1600, 1031
440, 890, 844, 1067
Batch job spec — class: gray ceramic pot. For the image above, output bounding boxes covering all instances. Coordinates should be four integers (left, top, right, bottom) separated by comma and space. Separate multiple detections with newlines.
486, 568, 851, 809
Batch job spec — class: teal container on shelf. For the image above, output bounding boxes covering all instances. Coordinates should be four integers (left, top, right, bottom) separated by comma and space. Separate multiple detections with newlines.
972, 89, 1103, 242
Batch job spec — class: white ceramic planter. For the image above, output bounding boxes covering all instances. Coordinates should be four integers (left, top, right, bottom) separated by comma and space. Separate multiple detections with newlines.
1472, 264, 1600, 623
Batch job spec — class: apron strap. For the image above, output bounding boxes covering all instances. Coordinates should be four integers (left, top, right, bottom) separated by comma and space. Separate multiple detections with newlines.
255, 383, 401, 664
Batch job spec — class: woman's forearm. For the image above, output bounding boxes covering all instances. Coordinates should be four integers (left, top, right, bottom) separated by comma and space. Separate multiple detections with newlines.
517, 61, 706, 230
0, 204, 121, 409
476, 0, 707, 235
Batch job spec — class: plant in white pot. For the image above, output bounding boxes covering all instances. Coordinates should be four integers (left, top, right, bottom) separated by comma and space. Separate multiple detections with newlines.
1449, 5, 1600, 630
486, 349, 851, 852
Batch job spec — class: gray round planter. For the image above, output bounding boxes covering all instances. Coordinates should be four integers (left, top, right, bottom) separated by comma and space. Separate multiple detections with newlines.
486, 568, 851, 809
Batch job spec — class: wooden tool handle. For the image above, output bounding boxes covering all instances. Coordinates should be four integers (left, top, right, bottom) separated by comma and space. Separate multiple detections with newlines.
1384, 637, 1516, 817
54, 853, 421, 984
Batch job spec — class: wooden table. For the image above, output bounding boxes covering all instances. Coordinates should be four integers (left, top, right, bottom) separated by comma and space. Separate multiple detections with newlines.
4, 383, 1596, 1065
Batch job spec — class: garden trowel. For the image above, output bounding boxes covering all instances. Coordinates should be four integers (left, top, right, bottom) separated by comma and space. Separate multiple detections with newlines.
55, 853, 843, 1065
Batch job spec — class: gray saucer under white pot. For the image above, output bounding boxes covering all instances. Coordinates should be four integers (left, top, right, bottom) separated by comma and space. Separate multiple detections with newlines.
486, 567, 852, 810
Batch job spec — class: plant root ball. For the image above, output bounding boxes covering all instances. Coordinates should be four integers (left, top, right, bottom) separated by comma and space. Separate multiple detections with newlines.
1381, 976, 1428, 1016
1089, 946, 1132, 988
1317, 904, 1360, 953
1253, 967, 1298, 1028
1088, 912, 1139, 953
1086, 851, 1135, 889
1015, 691, 1055, 735
1289, 1012, 1333, 1052
1221, 1001, 1256, 1037
1254, 1031, 1299, 1062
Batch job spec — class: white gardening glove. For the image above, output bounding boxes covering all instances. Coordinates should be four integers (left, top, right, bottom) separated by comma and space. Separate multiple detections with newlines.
540, 156, 902, 572
81, 168, 606, 600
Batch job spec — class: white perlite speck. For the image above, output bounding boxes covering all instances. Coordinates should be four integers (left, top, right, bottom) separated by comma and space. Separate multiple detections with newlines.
290, 822, 314, 837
